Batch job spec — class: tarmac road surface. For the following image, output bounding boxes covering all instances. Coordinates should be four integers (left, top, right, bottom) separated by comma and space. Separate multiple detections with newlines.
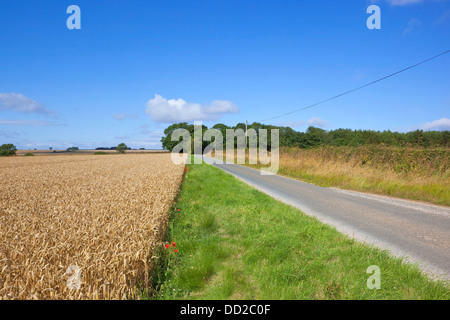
197, 155, 450, 281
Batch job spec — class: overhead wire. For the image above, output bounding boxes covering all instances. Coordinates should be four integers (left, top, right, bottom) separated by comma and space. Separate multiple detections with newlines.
257, 49, 450, 123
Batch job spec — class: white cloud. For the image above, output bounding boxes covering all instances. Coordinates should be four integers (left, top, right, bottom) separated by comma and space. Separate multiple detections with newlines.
307, 117, 329, 128
0, 93, 55, 117
203, 100, 239, 114
145, 94, 239, 123
413, 118, 450, 131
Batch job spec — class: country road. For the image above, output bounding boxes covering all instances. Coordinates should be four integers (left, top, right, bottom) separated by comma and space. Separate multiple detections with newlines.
196, 155, 450, 282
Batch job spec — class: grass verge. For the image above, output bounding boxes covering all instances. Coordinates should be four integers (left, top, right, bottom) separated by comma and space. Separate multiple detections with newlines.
148, 160, 449, 300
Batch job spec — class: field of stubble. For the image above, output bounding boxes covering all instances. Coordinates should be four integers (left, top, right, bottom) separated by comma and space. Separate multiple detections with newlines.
0, 154, 185, 299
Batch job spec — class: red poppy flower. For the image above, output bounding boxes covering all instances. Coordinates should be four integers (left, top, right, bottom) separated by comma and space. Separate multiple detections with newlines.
165, 244, 169, 248
174, 249, 178, 253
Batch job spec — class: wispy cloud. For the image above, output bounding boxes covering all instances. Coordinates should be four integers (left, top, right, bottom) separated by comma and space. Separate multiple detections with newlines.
0, 119, 59, 126
352, 69, 368, 81
274, 120, 305, 128
378, 0, 447, 6
113, 113, 139, 121
0, 130, 20, 139
0, 93, 56, 117
140, 124, 151, 134
403, 18, 422, 35
307, 117, 329, 128
114, 135, 129, 140
411, 117, 450, 131
128, 138, 163, 149
384, 0, 424, 5
113, 113, 126, 120
145, 94, 239, 123
438, 10, 450, 24
140, 125, 164, 137
23, 140, 94, 150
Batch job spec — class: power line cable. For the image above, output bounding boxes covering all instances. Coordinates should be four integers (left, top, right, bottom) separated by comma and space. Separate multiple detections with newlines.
257, 49, 450, 123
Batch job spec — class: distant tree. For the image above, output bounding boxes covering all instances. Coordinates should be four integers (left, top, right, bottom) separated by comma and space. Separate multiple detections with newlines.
116, 143, 128, 154
298, 127, 328, 149
160, 122, 193, 151
139, 148, 145, 150
66, 147, 79, 152
160, 122, 450, 151
49, 147, 53, 150
211, 123, 232, 149
0, 144, 17, 156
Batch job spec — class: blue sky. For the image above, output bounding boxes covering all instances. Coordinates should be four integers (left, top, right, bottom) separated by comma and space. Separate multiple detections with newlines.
0, 0, 449, 149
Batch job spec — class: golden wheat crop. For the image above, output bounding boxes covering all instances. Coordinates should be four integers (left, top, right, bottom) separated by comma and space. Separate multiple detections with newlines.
0, 153, 185, 300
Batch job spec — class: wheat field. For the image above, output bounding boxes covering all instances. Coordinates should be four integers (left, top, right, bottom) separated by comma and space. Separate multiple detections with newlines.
0, 153, 185, 300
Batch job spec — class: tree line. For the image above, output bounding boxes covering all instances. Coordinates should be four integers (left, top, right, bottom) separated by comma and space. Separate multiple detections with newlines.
160, 122, 450, 151
0, 143, 133, 157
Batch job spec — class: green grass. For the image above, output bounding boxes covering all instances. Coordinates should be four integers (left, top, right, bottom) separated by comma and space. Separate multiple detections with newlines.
148, 160, 449, 300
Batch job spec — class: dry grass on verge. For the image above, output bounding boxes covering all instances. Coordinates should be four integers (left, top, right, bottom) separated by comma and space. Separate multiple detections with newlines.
273, 146, 449, 206
0, 154, 185, 299
234, 145, 449, 205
